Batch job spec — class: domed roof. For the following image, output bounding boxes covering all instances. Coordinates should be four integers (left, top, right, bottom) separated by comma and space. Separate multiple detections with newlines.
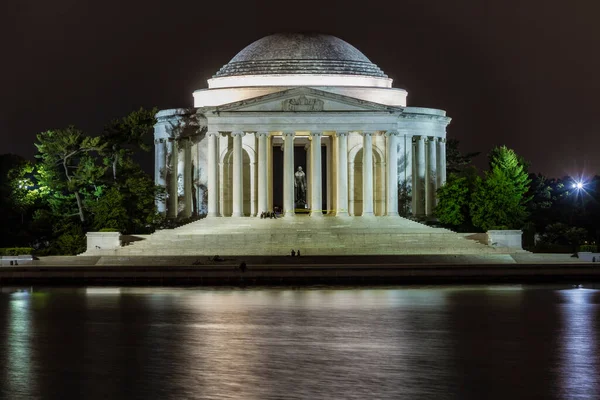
214, 33, 387, 79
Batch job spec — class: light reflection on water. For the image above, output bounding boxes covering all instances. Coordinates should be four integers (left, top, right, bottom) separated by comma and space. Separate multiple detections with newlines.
0, 285, 598, 400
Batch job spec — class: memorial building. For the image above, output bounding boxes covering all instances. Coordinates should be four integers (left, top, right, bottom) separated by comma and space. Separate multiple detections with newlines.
83, 33, 519, 257
153, 33, 451, 219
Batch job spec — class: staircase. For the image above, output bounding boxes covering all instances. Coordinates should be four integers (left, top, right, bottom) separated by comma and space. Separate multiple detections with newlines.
109, 215, 509, 256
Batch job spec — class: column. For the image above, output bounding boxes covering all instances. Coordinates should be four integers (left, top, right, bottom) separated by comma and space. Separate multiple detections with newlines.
362, 132, 374, 216
437, 138, 447, 188
426, 137, 437, 216
348, 161, 355, 216
326, 136, 332, 214
207, 132, 219, 217
399, 134, 413, 216
181, 138, 193, 218
305, 143, 311, 209
154, 139, 167, 213
166, 139, 179, 218
336, 132, 349, 216
250, 161, 256, 217
283, 132, 295, 217
310, 132, 323, 217
231, 132, 244, 217
415, 135, 426, 217
268, 134, 273, 211
385, 131, 399, 216
257, 132, 269, 215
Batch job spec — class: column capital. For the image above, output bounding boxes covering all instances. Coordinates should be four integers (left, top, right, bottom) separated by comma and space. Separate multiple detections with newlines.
335, 132, 348, 138
361, 131, 374, 137
207, 132, 220, 138
309, 132, 323, 139
282, 132, 295, 137
439, 137, 447, 144
231, 131, 245, 137
385, 130, 399, 137
256, 132, 269, 138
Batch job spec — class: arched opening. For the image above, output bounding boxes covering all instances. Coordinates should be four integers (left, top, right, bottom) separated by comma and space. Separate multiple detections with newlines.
351, 148, 385, 216
222, 148, 253, 216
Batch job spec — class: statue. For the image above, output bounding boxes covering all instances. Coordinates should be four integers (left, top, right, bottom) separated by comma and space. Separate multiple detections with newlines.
294, 166, 307, 208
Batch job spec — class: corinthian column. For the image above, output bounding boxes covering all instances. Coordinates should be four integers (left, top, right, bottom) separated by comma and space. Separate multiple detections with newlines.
385, 131, 399, 216
207, 132, 219, 217
437, 138, 447, 188
336, 132, 349, 216
426, 137, 437, 216
257, 132, 269, 215
283, 132, 295, 217
415, 136, 426, 217
181, 138, 193, 218
167, 139, 178, 219
310, 132, 323, 217
362, 132, 374, 216
154, 139, 166, 213
231, 132, 244, 217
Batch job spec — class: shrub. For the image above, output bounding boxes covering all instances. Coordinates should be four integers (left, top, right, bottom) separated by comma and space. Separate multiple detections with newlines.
0, 247, 34, 256
579, 244, 597, 252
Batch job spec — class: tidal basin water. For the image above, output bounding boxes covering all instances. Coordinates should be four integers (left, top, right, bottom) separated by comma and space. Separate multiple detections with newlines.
1, 286, 599, 400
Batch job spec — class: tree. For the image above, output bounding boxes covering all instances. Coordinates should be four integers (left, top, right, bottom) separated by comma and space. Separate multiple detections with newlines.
398, 181, 412, 217
434, 167, 478, 229
470, 146, 531, 230
35, 126, 106, 222
102, 107, 157, 181
446, 138, 480, 174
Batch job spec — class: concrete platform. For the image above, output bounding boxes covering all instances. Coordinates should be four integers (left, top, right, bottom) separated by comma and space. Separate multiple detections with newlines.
84, 215, 522, 257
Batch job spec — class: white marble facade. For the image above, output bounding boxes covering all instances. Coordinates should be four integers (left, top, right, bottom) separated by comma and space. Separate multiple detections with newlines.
154, 34, 451, 219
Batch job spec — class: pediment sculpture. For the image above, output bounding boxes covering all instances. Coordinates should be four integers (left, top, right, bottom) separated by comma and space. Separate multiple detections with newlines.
282, 95, 324, 111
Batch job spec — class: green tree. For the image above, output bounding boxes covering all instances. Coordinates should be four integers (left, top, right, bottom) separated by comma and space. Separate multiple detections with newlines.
470, 146, 531, 230
102, 107, 157, 180
435, 166, 479, 229
34, 126, 106, 222
398, 181, 412, 217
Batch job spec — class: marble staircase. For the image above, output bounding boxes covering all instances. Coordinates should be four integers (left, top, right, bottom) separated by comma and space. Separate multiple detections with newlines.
112, 216, 510, 256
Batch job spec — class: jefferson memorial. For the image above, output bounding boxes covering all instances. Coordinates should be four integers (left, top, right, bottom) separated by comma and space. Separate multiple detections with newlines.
88, 33, 516, 256
153, 33, 450, 219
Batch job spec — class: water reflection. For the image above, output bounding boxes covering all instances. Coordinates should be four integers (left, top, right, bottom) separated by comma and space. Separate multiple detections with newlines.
558, 288, 600, 399
0, 286, 598, 399
0, 291, 36, 398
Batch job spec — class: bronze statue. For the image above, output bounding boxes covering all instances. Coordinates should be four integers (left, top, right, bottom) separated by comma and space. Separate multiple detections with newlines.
294, 166, 307, 208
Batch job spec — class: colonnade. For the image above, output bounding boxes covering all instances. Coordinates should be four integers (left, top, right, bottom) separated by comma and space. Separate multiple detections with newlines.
154, 136, 196, 219
204, 131, 447, 218
412, 136, 447, 217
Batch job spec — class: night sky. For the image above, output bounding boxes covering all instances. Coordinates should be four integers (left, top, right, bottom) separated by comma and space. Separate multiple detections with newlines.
4, 0, 600, 178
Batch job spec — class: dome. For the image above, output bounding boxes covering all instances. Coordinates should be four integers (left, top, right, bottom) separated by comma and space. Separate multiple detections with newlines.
214, 33, 387, 79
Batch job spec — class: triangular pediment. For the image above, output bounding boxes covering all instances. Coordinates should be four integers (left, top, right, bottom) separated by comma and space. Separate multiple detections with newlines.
214, 87, 401, 113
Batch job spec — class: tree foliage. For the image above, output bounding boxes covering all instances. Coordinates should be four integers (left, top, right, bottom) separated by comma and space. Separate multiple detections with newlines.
0, 107, 162, 254
102, 107, 157, 180
435, 167, 478, 228
446, 138, 480, 174
470, 146, 531, 230
34, 126, 107, 222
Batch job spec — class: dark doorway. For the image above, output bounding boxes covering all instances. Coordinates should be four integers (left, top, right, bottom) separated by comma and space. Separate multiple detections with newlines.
271, 144, 327, 212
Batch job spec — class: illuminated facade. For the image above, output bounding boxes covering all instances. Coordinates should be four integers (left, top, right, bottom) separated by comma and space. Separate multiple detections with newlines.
154, 33, 451, 219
